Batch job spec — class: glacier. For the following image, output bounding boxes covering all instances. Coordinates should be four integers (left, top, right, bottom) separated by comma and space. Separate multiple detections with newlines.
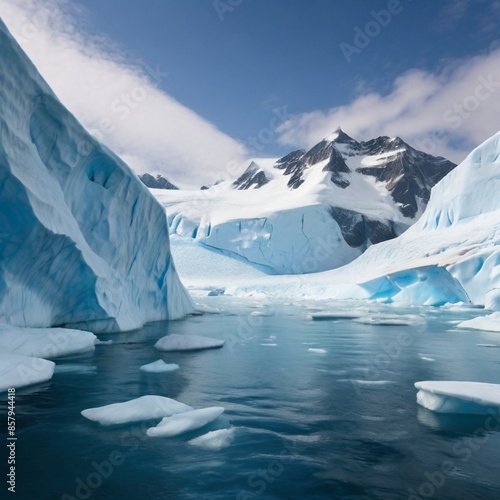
169, 131, 499, 310
155, 131, 455, 275
0, 18, 194, 332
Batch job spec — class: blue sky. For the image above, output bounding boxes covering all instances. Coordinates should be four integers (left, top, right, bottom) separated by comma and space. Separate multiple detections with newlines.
1, 0, 499, 186
75, 0, 499, 156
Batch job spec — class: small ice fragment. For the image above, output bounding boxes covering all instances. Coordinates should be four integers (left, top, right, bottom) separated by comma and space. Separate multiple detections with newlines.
146, 407, 225, 437
188, 428, 235, 451
155, 334, 224, 352
140, 360, 179, 373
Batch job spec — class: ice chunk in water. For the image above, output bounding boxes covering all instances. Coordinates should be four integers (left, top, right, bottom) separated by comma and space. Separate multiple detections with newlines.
155, 334, 224, 352
188, 428, 235, 451
146, 407, 225, 437
415, 381, 500, 414
140, 360, 179, 373
81, 396, 193, 425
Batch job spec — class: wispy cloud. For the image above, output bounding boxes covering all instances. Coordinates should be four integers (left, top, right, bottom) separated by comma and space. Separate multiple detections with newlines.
430, 0, 470, 33
0, 0, 248, 188
277, 48, 500, 163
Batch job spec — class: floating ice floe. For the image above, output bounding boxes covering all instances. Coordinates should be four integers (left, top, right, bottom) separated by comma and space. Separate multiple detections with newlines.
0, 325, 96, 358
353, 314, 424, 326
155, 334, 224, 352
195, 304, 220, 314
188, 428, 235, 451
140, 360, 179, 373
457, 312, 500, 332
310, 312, 364, 321
146, 407, 225, 437
418, 354, 435, 362
54, 364, 97, 375
308, 348, 327, 354
81, 395, 193, 425
0, 352, 55, 392
415, 381, 500, 414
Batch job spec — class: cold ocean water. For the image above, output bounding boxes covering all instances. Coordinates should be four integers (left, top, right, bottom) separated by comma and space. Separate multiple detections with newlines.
2, 297, 500, 500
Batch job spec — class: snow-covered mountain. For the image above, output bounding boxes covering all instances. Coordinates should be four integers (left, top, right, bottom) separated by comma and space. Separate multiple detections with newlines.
154, 129, 455, 274
222, 131, 500, 309
139, 173, 179, 190
0, 18, 194, 332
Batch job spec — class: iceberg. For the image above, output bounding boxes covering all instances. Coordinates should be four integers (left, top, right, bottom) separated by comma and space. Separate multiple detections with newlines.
81, 395, 193, 425
140, 360, 179, 373
0, 19, 194, 332
0, 351, 55, 392
0, 325, 96, 358
457, 312, 500, 333
154, 334, 224, 352
188, 428, 235, 451
415, 381, 500, 414
146, 407, 225, 437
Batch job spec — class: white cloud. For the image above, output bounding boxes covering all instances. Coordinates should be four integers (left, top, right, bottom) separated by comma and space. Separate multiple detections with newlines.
277, 48, 500, 163
0, 0, 248, 188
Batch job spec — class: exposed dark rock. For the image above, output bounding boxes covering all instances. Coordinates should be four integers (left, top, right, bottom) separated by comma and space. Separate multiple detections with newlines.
139, 173, 179, 190
357, 136, 456, 218
322, 147, 351, 188
328, 206, 398, 249
233, 161, 271, 190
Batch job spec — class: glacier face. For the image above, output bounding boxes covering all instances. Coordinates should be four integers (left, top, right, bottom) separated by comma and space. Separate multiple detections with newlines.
0, 19, 194, 332
154, 130, 455, 275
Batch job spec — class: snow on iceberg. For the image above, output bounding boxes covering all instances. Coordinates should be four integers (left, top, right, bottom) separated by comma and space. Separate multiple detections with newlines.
146, 407, 225, 437
155, 334, 224, 352
81, 396, 193, 425
0, 351, 55, 392
415, 381, 500, 414
188, 428, 235, 451
140, 360, 179, 373
0, 325, 96, 358
0, 19, 194, 332
457, 312, 500, 333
